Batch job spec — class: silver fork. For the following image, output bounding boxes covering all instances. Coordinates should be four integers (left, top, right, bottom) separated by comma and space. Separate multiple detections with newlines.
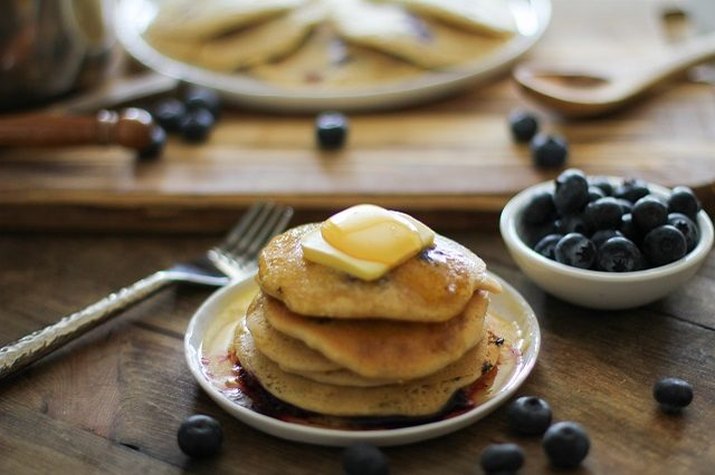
0, 202, 293, 381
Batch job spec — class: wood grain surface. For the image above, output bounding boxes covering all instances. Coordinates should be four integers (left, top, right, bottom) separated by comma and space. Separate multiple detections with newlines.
0, 229, 713, 474
2, 0, 715, 232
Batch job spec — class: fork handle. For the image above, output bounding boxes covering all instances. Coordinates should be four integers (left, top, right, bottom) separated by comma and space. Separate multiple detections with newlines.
0, 271, 172, 381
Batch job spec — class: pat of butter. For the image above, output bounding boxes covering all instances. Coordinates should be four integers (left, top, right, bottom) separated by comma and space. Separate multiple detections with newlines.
301, 204, 435, 280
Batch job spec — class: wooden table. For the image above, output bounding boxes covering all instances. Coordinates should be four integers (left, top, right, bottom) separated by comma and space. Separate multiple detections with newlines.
0, 230, 713, 474
1, 0, 715, 473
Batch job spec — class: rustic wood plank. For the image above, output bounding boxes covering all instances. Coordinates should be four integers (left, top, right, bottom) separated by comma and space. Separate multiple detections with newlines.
1, 230, 714, 473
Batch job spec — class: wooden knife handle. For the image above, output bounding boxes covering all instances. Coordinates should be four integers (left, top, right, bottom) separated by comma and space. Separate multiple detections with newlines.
0, 108, 161, 153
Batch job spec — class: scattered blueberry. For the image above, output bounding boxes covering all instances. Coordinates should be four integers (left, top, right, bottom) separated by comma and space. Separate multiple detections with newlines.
509, 110, 539, 143
554, 169, 589, 214
184, 86, 222, 118
137, 125, 167, 161
534, 234, 562, 260
632, 195, 668, 233
668, 213, 699, 252
507, 396, 553, 435
667, 186, 700, 221
653, 377, 693, 412
316, 111, 349, 150
342, 443, 389, 475
177, 414, 223, 458
542, 421, 590, 469
180, 107, 215, 143
523, 191, 556, 225
591, 229, 623, 249
480, 443, 525, 473
554, 233, 596, 269
152, 98, 187, 132
597, 236, 643, 272
614, 178, 650, 203
584, 197, 624, 230
531, 134, 569, 168
642, 225, 687, 267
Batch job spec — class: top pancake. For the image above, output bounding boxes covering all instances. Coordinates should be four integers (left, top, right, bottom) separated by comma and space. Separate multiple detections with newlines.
258, 223, 501, 322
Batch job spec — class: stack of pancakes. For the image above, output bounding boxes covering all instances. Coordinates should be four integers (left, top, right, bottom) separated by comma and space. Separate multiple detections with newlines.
233, 223, 503, 418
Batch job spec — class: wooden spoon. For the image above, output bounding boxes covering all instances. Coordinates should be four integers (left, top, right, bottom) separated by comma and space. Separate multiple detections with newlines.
0, 108, 165, 159
513, 32, 715, 118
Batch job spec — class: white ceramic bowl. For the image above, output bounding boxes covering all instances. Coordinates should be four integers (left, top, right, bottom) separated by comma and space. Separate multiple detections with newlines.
499, 179, 714, 310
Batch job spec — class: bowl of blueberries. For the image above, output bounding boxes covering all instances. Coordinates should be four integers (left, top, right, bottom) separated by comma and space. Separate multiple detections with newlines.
500, 169, 713, 309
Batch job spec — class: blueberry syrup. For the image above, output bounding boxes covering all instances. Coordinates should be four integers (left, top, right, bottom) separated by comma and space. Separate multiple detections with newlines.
221, 350, 499, 430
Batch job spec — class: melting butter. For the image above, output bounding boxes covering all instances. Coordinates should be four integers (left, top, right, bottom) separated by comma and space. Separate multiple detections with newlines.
301, 204, 434, 280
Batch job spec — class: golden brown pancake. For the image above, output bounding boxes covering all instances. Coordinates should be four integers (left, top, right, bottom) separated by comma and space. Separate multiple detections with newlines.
245, 295, 342, 373
257, 223, 501, 322
257, 290, 488, 380
234, 316, 500, 417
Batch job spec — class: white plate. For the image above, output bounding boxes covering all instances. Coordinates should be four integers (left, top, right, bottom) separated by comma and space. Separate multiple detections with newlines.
115, 0, 551, 112
184, 271, 540, 447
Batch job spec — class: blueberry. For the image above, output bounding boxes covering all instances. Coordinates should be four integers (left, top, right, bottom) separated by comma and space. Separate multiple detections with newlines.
534, 234, 562, 260
588, 176, 613, 196
342, 443, 389, 475
597, 237, 643, 272
632, 195, 668, 233
554, 169, 589, 214
591, 229, 623, 249
614, 178, 650, 203
667, 212, 699, 252
668, 186, 701, 221
177, 415, 223, 458
531, 134, 568, 168
584, 197, 624, 230
180, 107, 215, 143
506, 396, 553, 435
184, 86, 222, 118
619, 213, 640, 244
614, 198, 633, 214
642, 225, 687, 267
555, 213, 591, 235
480, 443, 525, 473
509, 110, 539, 143
542, 422, 590, 469
152, 98, 187, 132
523, 191, 556, 225
653, 377, 693, 412
522, 220, 559, 247
588, 186, 606, 202
316, 111, 349, 150
554, 233, 596, 269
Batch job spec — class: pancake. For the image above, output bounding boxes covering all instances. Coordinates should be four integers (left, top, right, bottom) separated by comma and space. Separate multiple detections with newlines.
329, 0, 506, 69
245, 295, 343, 373
258, 290, 488, 380
234, 315, 501, 417
147, 0, 307, 41
248, 24, 425, 88
258, 223, 502, 322
384, 0, 516, 36
147, 3, 326, 71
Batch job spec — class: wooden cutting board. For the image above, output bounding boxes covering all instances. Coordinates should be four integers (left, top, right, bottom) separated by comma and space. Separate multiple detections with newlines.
2, 0, 715, 232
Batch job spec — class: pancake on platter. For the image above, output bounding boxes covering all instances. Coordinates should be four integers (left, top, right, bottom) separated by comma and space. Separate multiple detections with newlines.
233, 316, 501, 417
249, 24, 425, 89
258, 223, 501, 322
257, 290, 488, 380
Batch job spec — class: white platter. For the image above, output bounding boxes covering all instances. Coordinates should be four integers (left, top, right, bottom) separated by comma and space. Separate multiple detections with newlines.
184, 271, 540, 447
116, 0, 551, 112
